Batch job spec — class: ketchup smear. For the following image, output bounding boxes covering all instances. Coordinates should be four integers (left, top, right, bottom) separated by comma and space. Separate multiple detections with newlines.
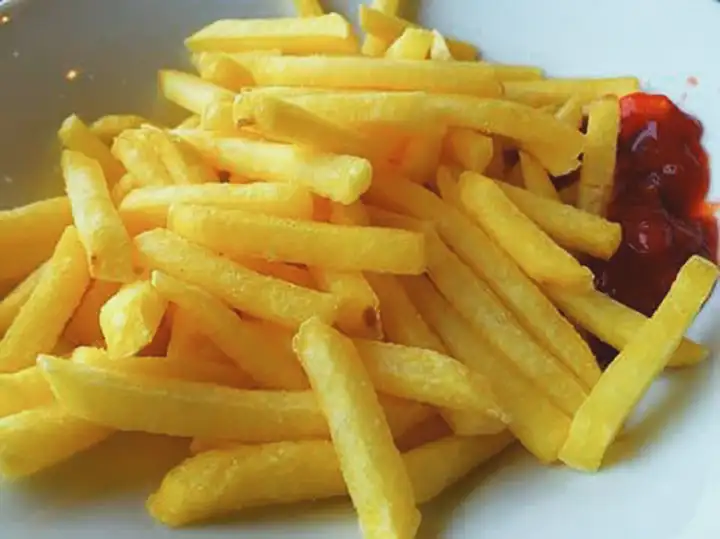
584, 93, 718, 368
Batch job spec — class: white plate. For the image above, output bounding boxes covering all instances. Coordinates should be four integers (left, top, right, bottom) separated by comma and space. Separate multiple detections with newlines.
1, 1, 719, 537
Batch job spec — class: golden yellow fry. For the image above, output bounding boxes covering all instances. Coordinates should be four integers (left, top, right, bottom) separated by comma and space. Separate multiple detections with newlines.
110, 173, 143, 205
64, 280, 121, 347
578, 97, 620, 215
62, 150, 135, 282
0, 367, 54, 419
361, 0, 400, 56
329, 198, 371, 227
366, 205, 427, 231
236, 258, 316, 289
111, 129, 174, 187
58, 114, 125, 186
544, 286, 708, 368
385, 28, 433, 60
560, 256, 718, 471
504, 77, 640, 107
0, 197, 72, 282
38, 355, 327, 441
435, 165, 460, 204
232, 54, 503, 96
169, 205, 426, 274
292, 0, 324, 16
293, 317, 421, 539
494, 181, 623, 260
365, 176, 600, 390
176, 114, 201, 130
359, 5, 478, 61
518, 150, 560, 201
555, 94, 585, 128
100, 280, 168, 359
135, 229, 338, 328
484, 137, 506, 179
166, 307, 234, 365
178, 131, 372, 204
458, 172, 593, 289
192, 52, 254, 91
0, 227, 89, 373
90, 114, 149, 143
403, 276, 571, 462
430, 30, 454, 61
0, 263, 45, 336
200, 98, 237, 132
72, 347, 253, 389
120, 182, 314, 233
186, 13, 358, 55
151, 271, 308, 389
398, 127, 446, 184
559, 181, 579, 206
158, 70, 234, 115
0, 404, 112, 480
443, 128, 494, 173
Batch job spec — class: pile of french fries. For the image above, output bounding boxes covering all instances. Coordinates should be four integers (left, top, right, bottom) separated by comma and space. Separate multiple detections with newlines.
0, 1, 717, 536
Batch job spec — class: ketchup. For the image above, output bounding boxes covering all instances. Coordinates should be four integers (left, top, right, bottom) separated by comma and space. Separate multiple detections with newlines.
585, 93, 717, 368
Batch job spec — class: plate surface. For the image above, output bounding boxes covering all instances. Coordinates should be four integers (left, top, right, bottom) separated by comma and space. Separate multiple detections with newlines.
1, 1, 720, 538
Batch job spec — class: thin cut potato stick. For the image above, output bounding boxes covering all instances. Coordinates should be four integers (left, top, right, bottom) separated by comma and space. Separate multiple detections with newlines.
64, 280, 121, 347
201, 99, 238, 132
403, 276, 571, 463
100, 280, 168, 359
385, 28, 433, 60
158, 70, 234, 116
0, 404, 113, 480
292, 0, 324, 16
134, 229, 338, 328
90, 114, 149, 143
555, 95, 585, 128
178, 131, 372, 204
167, 308, 234, 366
236, 258, 316, 289
148, 433, 511, 527
0, 264, 45, 336
494, 181, 622, 259
560, 181, 579, 206
0, 227, 90, 373
365, 177, 600, 390
361, 0, 400, 56
232, 55, 503, 96
0, 367, 54, 419
518, 151, 561, 201
62, 150, 135, 282
430, 30, 454, 61
397, 127, 446, 184
578, 97, 620, 215
192, 52, 254, 91
111, 129, 175, 187
0, 197, 72, 282
544, 285, 709, 368
293, 317, 421, 539
484, 137, 506, 179
169, 205, 426, 274
436, 166, 460, 204
503, 77, 640, 107
560, 256, 718, 471
176, 115, 201, 130
443, 128, 494, 173
186, 13, 358, 55
458, 172, 594, 289
151, 271, 308, 390
111, 173, 143, 205
120, 183, 314, 233
58, 115, 125, 187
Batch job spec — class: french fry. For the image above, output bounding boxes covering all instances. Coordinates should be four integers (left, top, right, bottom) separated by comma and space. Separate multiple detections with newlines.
435, 165, 460, 203
494, 180, 623, 259
292, 0, 324, 17
430, 30, 454, 61
544, 285, 709, 368
0, 197, 72, 282
62, 150, 136, 282
178, 131, 372, 204
361, 0, 400, 56
37, 355, 327, 441
90, 114, 149, 143
237, 258, 316, 289
484, 137, 507, 179
100, 280, 168, 359
503, 77, 640, 107
0, 263, 45, 336
385, 28, 433, 60
365, 176, 601, 390
167, 307, 234, 365
518, 150, 560, 201
560, 256, 718, 471
403, 276, 571, 463
366, 205, 427, 231
0, 227, 90, 373
0, 404, 113, 479
186, 13, 358, 55
293, 317, 421, 539
175, 114, 201, 130
192, 52, 254, 91
200, 99, 237, 132
555, 94, 584, 128
0, 367, 54, 419
169, 205, 426, 274
158, 70, 234, 116
395, 412, 452, 452
72, 347, 253, 389
232, 55, 503, 96
578, 97, 620, 215
151, 271, 308, 389
398, 126, 446, 184
134, 229, 338, 328
559, 181, 579, 206
359, 5, 478, 61
119, 182, 314, 233
58, 114, 125, 186
458, 172, 594, 289
110, 173, 143, 205
443, 128, 494, 173
64, 280, 121, 346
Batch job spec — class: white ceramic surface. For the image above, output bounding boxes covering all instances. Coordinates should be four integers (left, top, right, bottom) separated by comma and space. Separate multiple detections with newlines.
1, 1, 720, 538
